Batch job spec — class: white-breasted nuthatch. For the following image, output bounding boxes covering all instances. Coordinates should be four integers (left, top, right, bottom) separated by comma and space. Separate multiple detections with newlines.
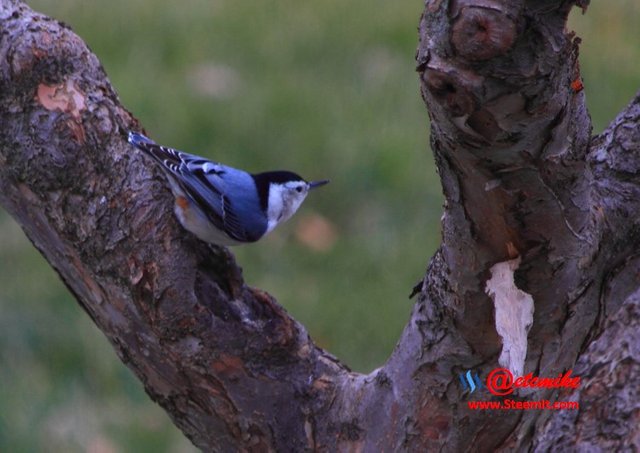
128, 132, 329, 245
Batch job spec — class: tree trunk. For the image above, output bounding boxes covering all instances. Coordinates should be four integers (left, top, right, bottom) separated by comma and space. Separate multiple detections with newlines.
1, 0, 638, 450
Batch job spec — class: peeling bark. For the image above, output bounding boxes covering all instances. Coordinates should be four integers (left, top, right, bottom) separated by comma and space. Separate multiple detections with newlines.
1, 0, 638, 450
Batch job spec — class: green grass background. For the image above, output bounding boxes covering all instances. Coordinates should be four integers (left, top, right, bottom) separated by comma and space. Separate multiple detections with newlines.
1, 0, 638, 450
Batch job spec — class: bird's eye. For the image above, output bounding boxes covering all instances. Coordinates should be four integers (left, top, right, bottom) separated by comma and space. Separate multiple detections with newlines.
296, 186, 303, 193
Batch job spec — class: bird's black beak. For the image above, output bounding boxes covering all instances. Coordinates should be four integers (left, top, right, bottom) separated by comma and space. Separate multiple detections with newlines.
308, 179, 330, 189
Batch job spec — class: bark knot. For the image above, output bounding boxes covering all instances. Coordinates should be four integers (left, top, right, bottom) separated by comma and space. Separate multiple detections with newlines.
451, 6, 516, 61
423, 69, 477, 117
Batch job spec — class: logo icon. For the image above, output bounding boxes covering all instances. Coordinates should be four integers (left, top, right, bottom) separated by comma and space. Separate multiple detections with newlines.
486, 368, 514, 396
459, 370, 483, 393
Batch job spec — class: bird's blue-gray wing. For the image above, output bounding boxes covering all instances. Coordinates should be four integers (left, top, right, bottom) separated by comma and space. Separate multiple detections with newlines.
179, 163, 259, 243
129, 132, 255, 242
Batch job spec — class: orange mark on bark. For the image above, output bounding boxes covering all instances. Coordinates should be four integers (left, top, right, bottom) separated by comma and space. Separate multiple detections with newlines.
37, 78, 85, 119
37, 79, 86, 142
212, 354, 245, 379
175, 196, 190, 210
571, 78, 584, 92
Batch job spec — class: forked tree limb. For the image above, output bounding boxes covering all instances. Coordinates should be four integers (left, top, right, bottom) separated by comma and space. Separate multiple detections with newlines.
1, 0, 638, 450
536, 93, 640, 450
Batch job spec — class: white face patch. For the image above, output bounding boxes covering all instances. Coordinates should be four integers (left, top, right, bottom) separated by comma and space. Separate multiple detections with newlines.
265, 181, 309, 233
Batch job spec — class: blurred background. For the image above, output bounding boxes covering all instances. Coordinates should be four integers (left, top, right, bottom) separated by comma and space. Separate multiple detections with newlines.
1, 0, 638, 451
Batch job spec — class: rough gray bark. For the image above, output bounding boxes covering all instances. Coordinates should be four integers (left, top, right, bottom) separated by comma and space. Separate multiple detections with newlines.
0, 0, 638, 451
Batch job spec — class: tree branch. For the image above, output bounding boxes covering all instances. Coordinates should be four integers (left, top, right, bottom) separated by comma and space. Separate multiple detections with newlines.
0, 1, 347, 450
533, 90, 640, 451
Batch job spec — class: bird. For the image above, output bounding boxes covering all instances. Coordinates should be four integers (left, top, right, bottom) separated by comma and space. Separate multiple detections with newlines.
127, 132, 329, 246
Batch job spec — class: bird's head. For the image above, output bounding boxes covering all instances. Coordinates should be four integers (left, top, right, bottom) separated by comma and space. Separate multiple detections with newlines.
255, 171, 329, 232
